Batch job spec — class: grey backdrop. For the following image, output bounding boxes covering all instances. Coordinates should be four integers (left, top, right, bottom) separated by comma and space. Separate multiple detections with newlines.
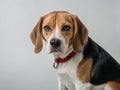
0, 0, 120, 90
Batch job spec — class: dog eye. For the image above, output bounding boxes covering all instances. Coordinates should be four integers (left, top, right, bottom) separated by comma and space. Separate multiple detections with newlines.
44, 25, 51, 31
62, 25, 70, 31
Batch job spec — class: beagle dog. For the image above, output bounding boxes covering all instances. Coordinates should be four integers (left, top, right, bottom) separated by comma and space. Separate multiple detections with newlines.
30, 11, 120, 90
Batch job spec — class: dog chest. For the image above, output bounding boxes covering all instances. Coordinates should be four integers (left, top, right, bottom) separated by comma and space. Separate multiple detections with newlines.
56, 53, 83, 87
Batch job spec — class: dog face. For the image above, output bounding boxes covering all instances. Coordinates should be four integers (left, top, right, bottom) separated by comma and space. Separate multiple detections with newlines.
42, 12, 74, 54
30, 11, 88, 54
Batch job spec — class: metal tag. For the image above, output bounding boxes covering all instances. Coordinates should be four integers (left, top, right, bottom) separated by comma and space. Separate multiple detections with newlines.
53, 61, 59, 68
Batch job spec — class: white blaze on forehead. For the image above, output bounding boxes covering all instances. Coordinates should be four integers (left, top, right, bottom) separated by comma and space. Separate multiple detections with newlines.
54, 20, 62, 39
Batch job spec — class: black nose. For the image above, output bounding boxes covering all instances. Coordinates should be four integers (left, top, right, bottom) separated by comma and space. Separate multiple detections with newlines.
50, 39, 61, 48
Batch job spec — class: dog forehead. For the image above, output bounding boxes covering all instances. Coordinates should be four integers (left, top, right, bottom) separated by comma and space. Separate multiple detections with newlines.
57, 13, 73, 23
42, 13, 56, 24
42, 12, 73, 25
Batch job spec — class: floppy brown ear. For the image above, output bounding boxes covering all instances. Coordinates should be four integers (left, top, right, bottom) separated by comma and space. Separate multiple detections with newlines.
30, 17, 43, 53
72, 16, 88, 52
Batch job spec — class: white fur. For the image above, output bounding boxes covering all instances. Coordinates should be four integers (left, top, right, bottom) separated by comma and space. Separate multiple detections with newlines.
54, 48, 105, 90
104, 85, 112, 90
47, 21, 105, 90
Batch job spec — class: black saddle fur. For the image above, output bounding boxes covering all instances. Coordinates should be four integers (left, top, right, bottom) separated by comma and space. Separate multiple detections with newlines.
83, 37, 120, 85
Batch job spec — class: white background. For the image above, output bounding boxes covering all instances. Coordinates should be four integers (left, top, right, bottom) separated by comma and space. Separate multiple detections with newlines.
0, 0, 120, 90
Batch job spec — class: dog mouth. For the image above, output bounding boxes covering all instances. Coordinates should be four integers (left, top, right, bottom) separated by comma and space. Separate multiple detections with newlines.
48, 47, 63, 54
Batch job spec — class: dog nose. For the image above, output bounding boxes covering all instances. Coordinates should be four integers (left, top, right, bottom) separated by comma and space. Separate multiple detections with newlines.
50, 39, 61, 48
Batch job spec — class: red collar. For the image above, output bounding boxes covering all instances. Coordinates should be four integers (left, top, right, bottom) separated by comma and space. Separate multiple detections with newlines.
55, 51, 76, 63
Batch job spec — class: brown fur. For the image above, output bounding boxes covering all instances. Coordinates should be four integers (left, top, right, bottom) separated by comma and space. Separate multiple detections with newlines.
106, 82, 120, 90
72, 16, 88, 52
42, 13, 56, 43
77, 58, 93, 83
30, 17, 43, 53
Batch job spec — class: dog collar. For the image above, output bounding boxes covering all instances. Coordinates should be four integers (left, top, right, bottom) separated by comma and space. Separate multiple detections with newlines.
53, 51, 76, 68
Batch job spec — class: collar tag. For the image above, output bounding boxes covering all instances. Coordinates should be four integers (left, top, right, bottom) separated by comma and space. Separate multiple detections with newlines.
53, 61, 59, 68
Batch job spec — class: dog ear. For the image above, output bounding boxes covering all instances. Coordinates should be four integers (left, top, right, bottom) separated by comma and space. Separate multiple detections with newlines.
30, 17, 43, 53
72, 16, 88, 52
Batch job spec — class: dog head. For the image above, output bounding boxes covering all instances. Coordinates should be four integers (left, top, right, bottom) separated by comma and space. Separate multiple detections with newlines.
30, 11, 88, 54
